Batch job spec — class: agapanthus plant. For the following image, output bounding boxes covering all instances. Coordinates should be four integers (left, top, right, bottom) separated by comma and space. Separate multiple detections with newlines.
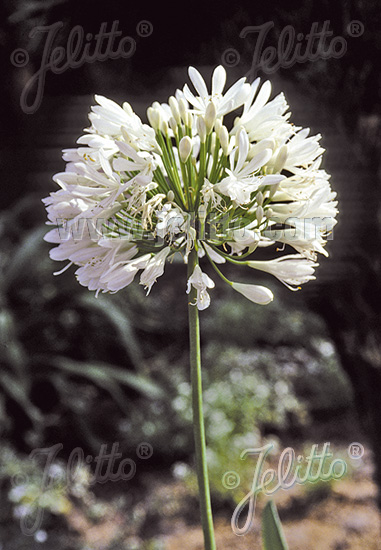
43, 65, 337, 549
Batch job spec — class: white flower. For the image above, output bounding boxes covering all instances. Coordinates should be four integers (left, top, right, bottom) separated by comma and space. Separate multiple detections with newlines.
234, 79, 290, 142
183, 65, 251, 117
89, 95, 160, 153
155, 204, 186, 241
202, 242, 225, 264
216, 130, 284, 205
231, 282, 273, 305
43, 65, 338, 309
113, 141, 157, 177
75, 240, 138, 294
187, 265, 215, 310
140, 247, 171, 294
264, 222, 329, 260
247, 254, 318, 290
100, 253, 152, 293
283, 128, 324, 171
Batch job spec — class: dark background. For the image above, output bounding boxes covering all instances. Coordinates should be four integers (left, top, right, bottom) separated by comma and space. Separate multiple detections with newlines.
1, 0, 381, 547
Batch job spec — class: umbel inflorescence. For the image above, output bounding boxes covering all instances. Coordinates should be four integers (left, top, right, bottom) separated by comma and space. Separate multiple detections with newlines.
43, 65, 338, 309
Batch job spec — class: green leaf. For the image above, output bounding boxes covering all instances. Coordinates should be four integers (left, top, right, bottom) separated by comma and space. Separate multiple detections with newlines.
0, 372, 43, 425
78, 293, 143, 369
2, 226, 47, 292
48, 356, 164, 405
262, 500, 289, 550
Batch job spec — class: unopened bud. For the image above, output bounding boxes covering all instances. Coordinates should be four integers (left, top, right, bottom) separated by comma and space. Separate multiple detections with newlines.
147, 107, 161, 131
186, 111, 193, 128
179, 136, 192, 163
219, 126, 229, 155
256, 206, 264, 224
205, 102, 217, 134
123, 102, 134, 116
161, 119, 169, 136
169, 117, 178, 134
214, 118, 222, 136
197, 117, 207, 143
169, 96, 181, 125
179, 99, 188, 124
265, 208, 273, 218
167, 190, 175, 202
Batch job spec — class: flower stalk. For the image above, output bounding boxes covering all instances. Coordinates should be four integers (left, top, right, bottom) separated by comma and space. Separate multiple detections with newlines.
187, 247, 216, 550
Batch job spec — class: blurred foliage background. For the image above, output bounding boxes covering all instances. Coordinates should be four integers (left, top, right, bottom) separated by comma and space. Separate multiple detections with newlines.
1, 0, 381, 548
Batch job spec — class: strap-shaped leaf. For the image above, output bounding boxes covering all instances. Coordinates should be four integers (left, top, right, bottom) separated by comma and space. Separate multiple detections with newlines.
49, 356, 164, 401
262, 500, 289, 550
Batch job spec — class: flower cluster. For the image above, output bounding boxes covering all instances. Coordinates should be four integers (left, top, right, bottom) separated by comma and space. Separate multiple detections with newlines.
43, 65, 338, 309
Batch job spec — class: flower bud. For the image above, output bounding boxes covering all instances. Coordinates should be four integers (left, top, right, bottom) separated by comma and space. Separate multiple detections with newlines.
197, 117, 207, 143
256, 191, 263, 206
256, 206, 264, 224
122, 102, 134, 116
231, 282, 273, 305
169, 96, 181, 125
167, 190, 174, 202
214, 118, 222, 136
205, 102, 217, 134
179, 98, 188, 124
147, 107, 161, 131
219, 126, 229, 155
265, 208, 273, 218
179, 136, 192, 163
186, 111, 193, 128
169, 117, 178, 134
161, 119, 169, 136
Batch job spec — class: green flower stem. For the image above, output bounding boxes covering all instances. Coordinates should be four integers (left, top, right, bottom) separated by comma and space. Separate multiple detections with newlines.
187, 248, 216, 550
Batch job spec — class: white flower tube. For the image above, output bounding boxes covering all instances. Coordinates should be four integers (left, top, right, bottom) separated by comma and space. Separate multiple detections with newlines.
231, 282, 273, 305
247, 254, 318, 290
179, 136, 193, 163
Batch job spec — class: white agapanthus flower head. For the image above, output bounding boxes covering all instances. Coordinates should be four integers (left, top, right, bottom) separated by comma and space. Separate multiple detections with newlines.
43, 65, 338, 308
